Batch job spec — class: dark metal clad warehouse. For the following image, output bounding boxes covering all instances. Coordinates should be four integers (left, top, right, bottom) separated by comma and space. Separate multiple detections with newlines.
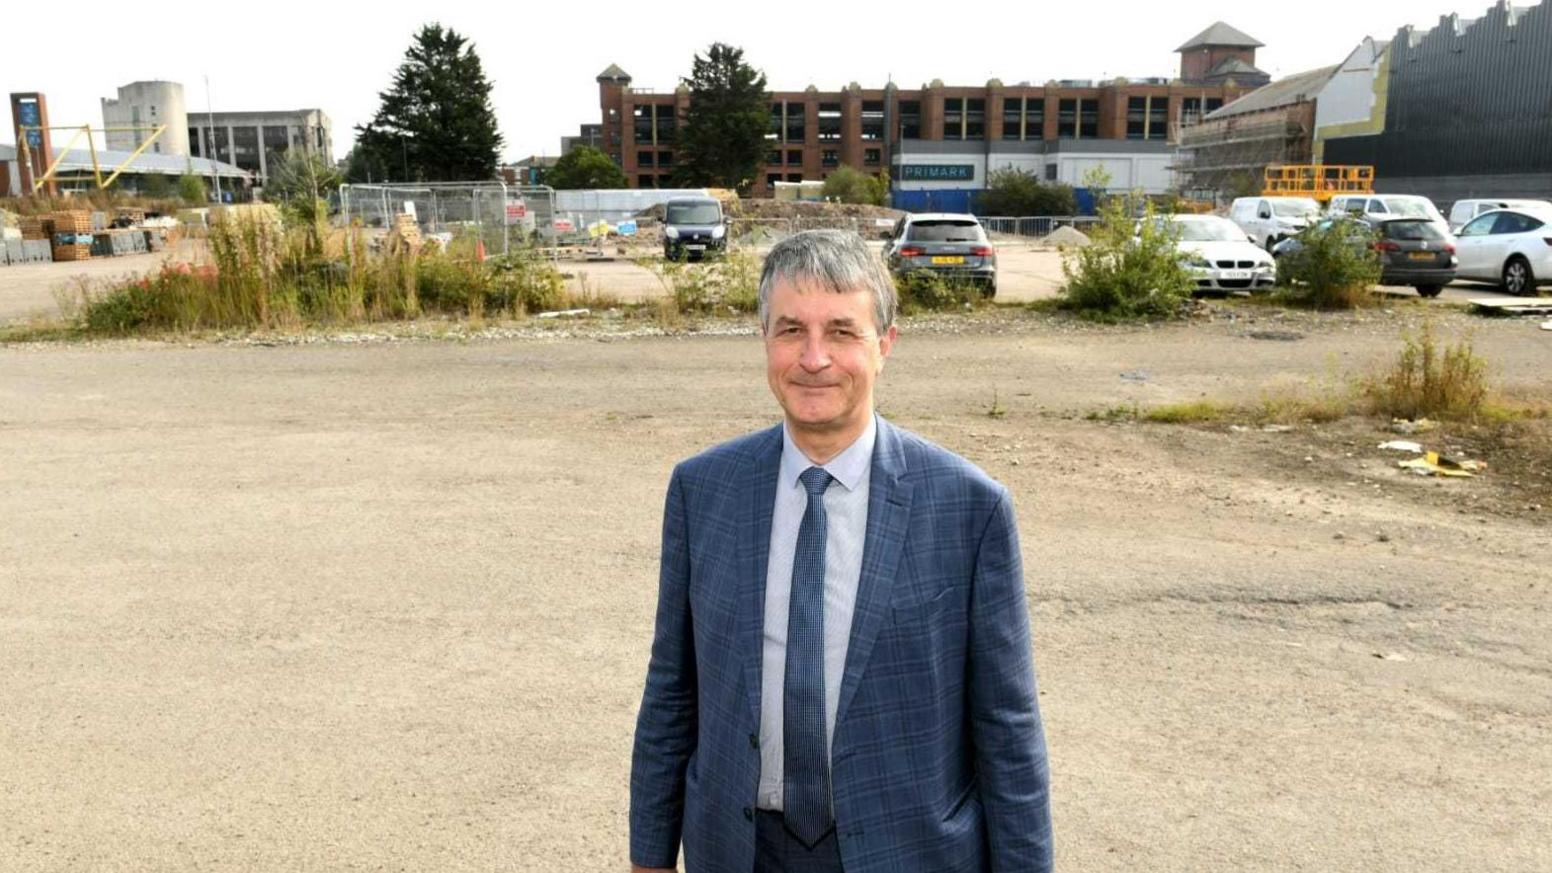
1323, 0, 1552, 202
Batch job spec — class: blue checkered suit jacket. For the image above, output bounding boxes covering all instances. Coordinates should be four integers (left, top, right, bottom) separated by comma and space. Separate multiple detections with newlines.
631, 417, 1052, 872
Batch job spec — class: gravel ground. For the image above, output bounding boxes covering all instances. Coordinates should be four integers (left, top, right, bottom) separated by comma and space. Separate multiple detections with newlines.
2, 308, 1549, 871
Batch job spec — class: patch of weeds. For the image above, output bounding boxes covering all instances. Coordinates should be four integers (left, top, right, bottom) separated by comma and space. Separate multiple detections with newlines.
1363, 321, 1488, 421
1085, 404, 1140, 422
986, 389, 1007, 419
1273, 219, 1382, 310
896, 274, 985, 314
1141, 400, 1236, 424
1059, 195, 1194, 321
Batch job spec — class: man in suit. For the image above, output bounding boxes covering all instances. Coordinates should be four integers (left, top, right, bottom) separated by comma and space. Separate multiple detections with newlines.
630, 230, 1052, 872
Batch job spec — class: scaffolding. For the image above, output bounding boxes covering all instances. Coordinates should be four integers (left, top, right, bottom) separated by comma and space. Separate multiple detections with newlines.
1172, 113, 1314, 202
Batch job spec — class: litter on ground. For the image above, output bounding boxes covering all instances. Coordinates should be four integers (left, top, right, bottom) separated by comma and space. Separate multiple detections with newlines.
1399, 451, 1485, 478
1378, 440, 1424, 453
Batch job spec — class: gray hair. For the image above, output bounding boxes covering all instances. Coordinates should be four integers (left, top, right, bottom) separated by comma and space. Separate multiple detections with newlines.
757, 229, 898, 333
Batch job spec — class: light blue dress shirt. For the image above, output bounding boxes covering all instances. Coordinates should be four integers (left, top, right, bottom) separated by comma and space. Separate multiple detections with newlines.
757, 414, 876, 812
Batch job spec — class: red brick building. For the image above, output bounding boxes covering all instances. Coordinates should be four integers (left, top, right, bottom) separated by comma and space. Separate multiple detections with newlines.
593, 22, 1265, 196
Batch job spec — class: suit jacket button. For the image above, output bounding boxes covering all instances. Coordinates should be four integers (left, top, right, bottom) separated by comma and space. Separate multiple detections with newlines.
748, 733, 759, 749
743, 807, 754, 822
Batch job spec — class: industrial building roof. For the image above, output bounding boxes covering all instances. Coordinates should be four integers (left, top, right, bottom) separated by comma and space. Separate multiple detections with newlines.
1205, 65, 1340, 119
0, 143, 248, 179
1177, 21, 1265, 51
1207, 57, 1269, 79
596, 64, 631, 82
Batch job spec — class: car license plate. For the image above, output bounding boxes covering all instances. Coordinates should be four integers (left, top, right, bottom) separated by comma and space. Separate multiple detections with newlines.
687, 244, 706, 251
1220, 270, 1250, 280
931, 256, 964, 265
1408, 251, 1434, 261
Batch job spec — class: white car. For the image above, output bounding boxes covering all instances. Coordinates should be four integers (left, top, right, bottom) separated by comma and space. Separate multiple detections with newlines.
1447, 198, 1552, 234
1328, 194, 1452, 241
1154, 214, 1276, 294
1452, 205, 1552, 295
1228, 196, 1322, 251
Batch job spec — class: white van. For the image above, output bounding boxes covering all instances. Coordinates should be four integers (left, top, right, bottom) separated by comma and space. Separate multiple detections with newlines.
1228, 196, 1322, 251
1447, 198, 1552, 233
1328, 194, 1451, 239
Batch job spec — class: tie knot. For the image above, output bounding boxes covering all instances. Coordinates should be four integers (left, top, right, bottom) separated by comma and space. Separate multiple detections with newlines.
799, 466, 833, 497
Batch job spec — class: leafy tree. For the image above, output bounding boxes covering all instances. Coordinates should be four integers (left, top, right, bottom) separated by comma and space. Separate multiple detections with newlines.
980, 167, 1076, 216
177, 172, 208, 204
671, 43, 768, 192
821, 166, 887, 205
353, 23, 503, 182
547, 145, 628, 190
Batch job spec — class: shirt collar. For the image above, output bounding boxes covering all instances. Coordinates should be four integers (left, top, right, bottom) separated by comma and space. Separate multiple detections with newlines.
780, 414, 877, 493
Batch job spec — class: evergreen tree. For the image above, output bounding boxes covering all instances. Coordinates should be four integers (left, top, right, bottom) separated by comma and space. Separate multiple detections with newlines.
354, 24, 503, 182
671, 44, 768, 192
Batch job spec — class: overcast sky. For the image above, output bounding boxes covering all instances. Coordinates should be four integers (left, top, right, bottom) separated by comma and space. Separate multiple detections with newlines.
2, 0, 1501, 162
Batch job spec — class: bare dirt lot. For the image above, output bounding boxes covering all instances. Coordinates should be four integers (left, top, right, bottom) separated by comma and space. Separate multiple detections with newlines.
4, 305, 1549, 871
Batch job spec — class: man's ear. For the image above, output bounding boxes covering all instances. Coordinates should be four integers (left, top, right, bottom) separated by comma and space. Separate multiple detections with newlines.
877, 324, 898, 362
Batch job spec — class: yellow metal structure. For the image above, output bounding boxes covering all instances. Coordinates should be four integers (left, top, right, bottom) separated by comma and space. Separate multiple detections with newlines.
17, 123, 167, 193
1262, 164, 1375, 202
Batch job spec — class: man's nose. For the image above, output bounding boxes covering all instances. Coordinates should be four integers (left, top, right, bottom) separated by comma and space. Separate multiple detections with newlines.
798, 334, 830, 371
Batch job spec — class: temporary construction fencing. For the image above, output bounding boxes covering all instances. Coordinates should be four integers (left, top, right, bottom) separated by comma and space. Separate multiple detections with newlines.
338, 182, 557, 258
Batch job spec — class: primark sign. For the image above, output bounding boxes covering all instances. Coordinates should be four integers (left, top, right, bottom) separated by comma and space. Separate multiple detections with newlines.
898, 164, 975, 182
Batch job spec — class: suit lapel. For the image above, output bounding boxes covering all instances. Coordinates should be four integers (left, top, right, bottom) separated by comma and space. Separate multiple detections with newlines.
835, 417, 912, 732
738, 424, 783, 722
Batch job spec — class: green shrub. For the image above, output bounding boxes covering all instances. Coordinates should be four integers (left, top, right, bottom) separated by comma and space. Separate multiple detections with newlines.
177, 173, 208, 205
820, 166, 887, 206
980, 168, 1077, 216
646, 248, 760, 316
896, 274, 983, 313
1059, 197, 1194, 321
1365, 323, 1489, 421
1275, 219, 1381, 310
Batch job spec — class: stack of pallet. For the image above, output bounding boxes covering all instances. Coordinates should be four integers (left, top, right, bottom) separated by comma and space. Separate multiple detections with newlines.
386, 213, 423, 253
20, 216, 47, 241
50, 210, 93, 262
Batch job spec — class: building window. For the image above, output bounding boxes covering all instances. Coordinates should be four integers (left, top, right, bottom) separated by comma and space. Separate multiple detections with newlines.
818, 102, 842, 142
821, 149, 839, 167
942, 97, 964, 140
658, 151, 674, 167
864, 148, 881, 165
1080, 101, 1098, 138
188, 128, 202, 157
786, 104, 806, 143
1148, 98, 1167, 140
1126, 96, 1148, 139
861, 100, 884, 141
1003, 97, 1024, 139
787, 149, 802, 165
767, 173, 782, 188
768, 103, 783, 142
1058, 99, 1078, 138
768, 149, 782, 164
638, 151, 655, 166
787, 172, 803, 182
898, 100, 921, 139
654, 109, 675, 145
638, 174, 656, 188
1046, 164, 1058, 181
965, 98, 985, 139
633, 106, 653, 144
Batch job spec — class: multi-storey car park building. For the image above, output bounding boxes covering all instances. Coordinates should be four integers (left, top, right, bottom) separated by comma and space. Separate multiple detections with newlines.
591, 22, 1266, 208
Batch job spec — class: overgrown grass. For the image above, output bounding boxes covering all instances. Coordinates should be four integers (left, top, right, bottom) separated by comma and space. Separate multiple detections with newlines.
640, 248, 760, 316
896, 274, 987, 314
63, 213, 575, 335
1363, 322, 1488, 421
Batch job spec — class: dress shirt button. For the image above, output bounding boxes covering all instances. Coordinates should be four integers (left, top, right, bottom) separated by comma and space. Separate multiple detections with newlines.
743, 807, 754, 822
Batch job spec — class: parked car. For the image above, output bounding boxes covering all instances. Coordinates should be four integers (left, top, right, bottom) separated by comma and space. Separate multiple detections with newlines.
1150, 214, 1275, 294
1452, 205, 1552, 295
1228, 196, 1322, 251
1446, 198, 1552, 233
883, 213, 998, 296
663, 196, 727, 261
1272, 216, 1457, 297
1328, 194, 1452, 241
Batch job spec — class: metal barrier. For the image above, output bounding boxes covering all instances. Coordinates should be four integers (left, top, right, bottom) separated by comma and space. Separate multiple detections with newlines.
339, 182, 517, 257
977, 216, 1103, 240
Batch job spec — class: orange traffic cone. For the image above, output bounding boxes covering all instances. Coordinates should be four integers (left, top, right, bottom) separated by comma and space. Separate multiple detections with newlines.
476, 239, 487, 261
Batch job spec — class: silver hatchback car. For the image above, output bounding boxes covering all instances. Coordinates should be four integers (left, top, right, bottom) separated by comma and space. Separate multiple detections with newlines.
883, 213, 999, 297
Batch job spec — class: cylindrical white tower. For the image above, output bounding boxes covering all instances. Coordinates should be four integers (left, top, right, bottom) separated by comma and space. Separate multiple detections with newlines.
101, 81, 189, 157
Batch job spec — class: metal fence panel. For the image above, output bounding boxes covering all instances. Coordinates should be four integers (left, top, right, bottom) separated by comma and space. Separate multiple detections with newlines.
339, 182, 513, 256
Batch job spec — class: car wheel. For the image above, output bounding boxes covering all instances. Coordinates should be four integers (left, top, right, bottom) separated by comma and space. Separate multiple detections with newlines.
1502, 256, 1533, 295
1414, 284, 1444, 298
983, 278, 998, 299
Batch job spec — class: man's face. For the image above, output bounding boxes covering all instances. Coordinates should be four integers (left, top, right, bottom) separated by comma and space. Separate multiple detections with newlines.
763, 277, 896, 438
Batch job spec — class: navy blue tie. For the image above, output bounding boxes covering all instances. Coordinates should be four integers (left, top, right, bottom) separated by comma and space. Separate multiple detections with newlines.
785, 466, 834, 847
